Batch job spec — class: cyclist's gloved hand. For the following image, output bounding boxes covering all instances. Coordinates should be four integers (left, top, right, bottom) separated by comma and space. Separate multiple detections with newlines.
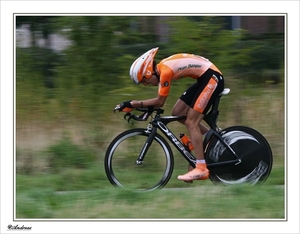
114, 101, 133, 113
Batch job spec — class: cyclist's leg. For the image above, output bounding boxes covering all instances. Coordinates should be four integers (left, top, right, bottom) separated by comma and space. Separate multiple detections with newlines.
177, 69, 224, 181
177, 109, 209, 181
171, 99, 189, 118
172, 87, 209, 135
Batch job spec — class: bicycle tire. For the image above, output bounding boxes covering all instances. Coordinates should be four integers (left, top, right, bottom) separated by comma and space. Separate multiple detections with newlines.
104, 128, 174, 191
204, 126, 273, 185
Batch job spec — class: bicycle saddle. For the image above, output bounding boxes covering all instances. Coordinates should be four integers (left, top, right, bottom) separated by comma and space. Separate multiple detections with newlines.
220, 88, 230, 96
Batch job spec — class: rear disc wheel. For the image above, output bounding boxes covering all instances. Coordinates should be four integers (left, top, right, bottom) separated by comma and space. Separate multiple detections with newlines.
205, 126, 273, 185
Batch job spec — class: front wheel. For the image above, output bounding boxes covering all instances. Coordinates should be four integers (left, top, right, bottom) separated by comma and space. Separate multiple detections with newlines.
104, 128, 174, 191
204, 126, 273, 185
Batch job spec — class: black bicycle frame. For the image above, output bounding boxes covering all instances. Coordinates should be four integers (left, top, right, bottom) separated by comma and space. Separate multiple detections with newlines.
135, 115, 196, 167
203, 128, 241, 168
135, 114, 241, 168
134, 90, 241, 169
202, 101, 242, 167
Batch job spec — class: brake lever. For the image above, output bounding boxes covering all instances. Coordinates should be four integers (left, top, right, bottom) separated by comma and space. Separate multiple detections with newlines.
122, 108, 154, 124
123, 112, 131, 120
127, 115, 135, 124
124, 112, 138, 124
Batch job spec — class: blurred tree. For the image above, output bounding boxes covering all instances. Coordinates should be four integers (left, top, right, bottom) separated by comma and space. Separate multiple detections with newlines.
16, 16, 61, 88
166, 16, 283, 84
16, 16, 58, 47
16, 16, 284, 122
50, 16, 144, 118
166, 17, 247, 70
54, 17, 134, 96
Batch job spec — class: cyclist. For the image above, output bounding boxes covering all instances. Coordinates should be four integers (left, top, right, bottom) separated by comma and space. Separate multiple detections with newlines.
115, 47, 224, 182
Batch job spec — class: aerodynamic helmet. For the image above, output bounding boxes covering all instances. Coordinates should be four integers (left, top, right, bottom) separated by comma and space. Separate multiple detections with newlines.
129, 47, 159, 84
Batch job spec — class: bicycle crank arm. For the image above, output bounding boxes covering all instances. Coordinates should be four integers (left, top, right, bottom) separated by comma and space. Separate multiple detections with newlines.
207, 159, 241, 168
235, 159, 242, 165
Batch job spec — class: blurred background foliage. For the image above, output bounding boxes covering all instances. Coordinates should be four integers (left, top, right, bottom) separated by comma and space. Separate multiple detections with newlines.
16, 16, 284, 122
16, 15, 284, 183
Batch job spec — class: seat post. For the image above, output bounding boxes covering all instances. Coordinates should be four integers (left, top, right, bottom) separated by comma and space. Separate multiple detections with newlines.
203, 98, 220, 130
211, 96, 221, 113
203, 88, 230, 130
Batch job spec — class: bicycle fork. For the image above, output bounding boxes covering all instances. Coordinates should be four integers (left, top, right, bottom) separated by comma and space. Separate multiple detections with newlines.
135, 125, 157, 165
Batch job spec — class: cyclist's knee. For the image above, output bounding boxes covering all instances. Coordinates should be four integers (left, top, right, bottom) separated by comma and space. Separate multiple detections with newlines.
184, 118, 199, 131
185, 111, 205, 130
172, 100, 189, 116
171, 108, 178, 116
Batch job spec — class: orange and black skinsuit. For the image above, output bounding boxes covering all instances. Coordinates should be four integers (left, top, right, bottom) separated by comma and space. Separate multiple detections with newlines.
157, 53, 224, 114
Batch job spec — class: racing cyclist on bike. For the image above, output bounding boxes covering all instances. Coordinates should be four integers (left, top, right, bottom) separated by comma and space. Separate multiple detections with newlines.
115, 47, 224, 182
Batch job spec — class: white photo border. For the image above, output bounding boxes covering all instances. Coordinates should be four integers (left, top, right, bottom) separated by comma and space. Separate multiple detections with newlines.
1, 1, 299, 234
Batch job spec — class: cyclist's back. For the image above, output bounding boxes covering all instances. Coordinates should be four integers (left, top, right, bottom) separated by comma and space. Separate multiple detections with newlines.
158, 53, 222, 80
157, 53, 222, 97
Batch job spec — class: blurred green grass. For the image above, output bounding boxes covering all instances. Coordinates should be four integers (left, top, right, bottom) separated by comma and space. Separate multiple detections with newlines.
16, 174, 284, 219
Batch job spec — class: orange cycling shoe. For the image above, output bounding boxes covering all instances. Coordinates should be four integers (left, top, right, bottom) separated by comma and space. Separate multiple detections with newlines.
177, 164, 209, 182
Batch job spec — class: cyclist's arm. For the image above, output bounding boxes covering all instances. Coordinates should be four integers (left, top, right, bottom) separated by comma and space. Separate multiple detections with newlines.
130, 64, 172, 109
130, 95, 167, 109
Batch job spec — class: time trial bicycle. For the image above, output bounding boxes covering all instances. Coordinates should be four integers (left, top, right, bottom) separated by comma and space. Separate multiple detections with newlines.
104, 88, 273, 191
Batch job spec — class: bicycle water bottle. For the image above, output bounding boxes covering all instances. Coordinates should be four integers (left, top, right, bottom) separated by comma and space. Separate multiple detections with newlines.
179, 133, 194, 151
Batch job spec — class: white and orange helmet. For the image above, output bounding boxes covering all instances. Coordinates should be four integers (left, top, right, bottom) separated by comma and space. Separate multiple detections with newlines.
129, 47, 159, 84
